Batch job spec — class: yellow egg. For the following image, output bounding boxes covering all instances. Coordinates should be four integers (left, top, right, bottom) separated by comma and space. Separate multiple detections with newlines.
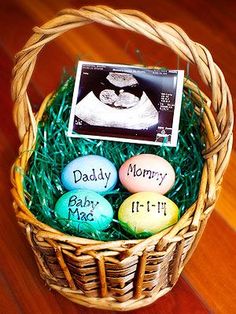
118, 192, 179, 235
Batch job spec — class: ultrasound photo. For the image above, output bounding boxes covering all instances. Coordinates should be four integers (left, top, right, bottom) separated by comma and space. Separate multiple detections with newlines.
68, 62, 184, 147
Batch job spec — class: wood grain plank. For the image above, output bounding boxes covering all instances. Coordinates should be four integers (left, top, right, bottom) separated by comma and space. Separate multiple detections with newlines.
2, 0, 235, 119
0, 272, 23, 314
184, 211, 236, 314
215, 151, 236, 229
7, 0, 236, 89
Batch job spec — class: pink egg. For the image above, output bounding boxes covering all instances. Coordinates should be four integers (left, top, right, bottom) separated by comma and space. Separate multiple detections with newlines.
119, 154, 175, 194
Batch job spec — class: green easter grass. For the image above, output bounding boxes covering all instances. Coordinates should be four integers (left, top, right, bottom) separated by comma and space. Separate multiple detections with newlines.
23, 76, 205, 241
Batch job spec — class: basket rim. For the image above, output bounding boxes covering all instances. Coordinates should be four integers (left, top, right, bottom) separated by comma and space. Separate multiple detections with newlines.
12, 77, 217, 255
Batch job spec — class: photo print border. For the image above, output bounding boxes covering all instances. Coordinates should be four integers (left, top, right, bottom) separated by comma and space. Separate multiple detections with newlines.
68, 61, 184, 147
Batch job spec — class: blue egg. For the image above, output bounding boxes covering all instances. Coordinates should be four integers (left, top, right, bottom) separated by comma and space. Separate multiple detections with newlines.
54, 189, 114, 233
61, 155, 118, 193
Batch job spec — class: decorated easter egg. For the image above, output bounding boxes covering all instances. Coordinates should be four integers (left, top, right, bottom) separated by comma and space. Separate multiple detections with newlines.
54, 190, 114, 233
119, 154, 175, 194
118, 192, 179, 235
61, 155, 118, 193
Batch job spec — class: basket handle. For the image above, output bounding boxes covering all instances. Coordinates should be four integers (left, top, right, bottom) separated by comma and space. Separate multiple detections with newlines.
12, 5, 233, 155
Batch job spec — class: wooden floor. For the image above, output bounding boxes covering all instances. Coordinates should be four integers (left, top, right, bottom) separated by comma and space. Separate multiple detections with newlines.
0, 0, 235, 313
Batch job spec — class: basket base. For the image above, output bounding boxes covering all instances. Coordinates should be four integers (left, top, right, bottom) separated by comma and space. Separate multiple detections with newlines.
48, 283, 173, 311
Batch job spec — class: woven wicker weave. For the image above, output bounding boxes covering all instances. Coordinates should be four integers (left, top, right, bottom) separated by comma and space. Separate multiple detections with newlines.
11, 6, 233, 311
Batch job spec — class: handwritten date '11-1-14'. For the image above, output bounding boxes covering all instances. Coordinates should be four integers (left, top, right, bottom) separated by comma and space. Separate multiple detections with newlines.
131, 200, 167, 216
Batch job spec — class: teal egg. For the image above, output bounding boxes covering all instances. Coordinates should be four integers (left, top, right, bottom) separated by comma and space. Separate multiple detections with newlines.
54, 190, 114, 233
61, 155, 118, 193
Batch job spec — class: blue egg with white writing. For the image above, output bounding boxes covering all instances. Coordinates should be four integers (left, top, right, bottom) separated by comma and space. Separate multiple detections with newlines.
61, 155, 118, 193
54, 189, 114, 232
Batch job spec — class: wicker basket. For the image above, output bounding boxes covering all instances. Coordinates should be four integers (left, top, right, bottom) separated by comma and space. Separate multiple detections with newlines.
11, 6, 233, 311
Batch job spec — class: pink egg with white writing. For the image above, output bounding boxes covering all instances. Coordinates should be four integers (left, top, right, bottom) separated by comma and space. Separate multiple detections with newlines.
119, 154, 175, 194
